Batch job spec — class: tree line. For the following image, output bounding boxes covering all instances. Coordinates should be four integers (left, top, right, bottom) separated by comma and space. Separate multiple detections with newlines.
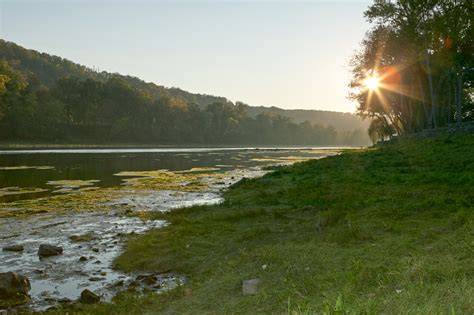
0, 60, 368, 145
350, 0, 473, 142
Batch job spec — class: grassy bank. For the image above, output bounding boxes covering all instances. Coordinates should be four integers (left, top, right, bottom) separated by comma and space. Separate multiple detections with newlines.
51, 134, 474, 314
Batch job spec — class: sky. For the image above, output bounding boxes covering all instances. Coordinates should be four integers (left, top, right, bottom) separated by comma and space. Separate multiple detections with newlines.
0, 0, 372, 113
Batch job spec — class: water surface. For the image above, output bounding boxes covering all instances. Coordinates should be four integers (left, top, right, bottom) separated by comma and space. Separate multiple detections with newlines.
0, 147, 340, 310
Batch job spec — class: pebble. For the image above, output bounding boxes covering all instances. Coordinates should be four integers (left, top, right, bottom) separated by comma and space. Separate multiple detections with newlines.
2, 245, 24, 252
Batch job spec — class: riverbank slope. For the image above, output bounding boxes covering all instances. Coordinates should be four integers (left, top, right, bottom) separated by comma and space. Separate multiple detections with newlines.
51, 133, 474, 314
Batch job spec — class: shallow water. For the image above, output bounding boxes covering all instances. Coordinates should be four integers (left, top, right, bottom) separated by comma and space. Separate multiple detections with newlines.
0, 147, 339, 310
1, 212, 166, 310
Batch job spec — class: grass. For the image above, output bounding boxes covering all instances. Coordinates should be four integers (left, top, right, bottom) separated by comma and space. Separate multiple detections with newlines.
47, 134, 474, 314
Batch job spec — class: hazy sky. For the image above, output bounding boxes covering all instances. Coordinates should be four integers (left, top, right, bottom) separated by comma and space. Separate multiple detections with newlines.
0, 0, 371, 113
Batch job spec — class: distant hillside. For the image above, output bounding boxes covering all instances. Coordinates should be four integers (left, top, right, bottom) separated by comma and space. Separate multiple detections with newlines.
0, 40, 368, 133
0, 40, 230, 107
0, 39, 370, 145
243, 105, 369, 132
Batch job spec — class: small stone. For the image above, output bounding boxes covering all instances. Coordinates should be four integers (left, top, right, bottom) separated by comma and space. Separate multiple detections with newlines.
184, 287, 192, 297
58, 297, 71, 303
0, 272, 31, 296
88, 277, 104, 282
79, 256, 87, 262
112, 280, 124, 287
100, 272, 107, 276
92, 248, 99, 253
2, 245, 24, 252
141, 275, 157, 285
261, 264, 267, 270
242, 278, 260, 295
38, 244, 63, 257
80, 289, 100, 304
6, 309, 18, 315
69, 233, 96, 242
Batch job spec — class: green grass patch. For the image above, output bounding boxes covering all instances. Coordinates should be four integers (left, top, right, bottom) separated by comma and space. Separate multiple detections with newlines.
50, 135, 474, 314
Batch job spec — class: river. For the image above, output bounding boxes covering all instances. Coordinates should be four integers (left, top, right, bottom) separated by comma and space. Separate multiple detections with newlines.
0, 147, 340, 310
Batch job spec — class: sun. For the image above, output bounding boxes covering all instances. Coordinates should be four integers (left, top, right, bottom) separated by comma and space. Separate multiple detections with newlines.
364, 76, 380, 90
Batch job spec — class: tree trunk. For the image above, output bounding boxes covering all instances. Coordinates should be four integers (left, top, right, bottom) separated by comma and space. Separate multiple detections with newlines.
419, 76, 430, 128
447, 81, 452, 124
456, 71, 463, 124
425, 48, 437, 128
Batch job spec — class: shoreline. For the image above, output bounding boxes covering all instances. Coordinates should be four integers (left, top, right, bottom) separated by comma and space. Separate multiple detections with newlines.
57, 133, 474, 314
0, 143, 363, 151
0, 162, 271, 310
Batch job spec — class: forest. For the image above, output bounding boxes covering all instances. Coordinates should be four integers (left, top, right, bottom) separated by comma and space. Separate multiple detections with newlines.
0, 40, 369, 145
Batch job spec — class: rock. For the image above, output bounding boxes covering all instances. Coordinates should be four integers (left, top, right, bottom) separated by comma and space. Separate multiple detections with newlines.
92, 247, 99, 253
141, 275, 157, 286
111, 280, 124, 287
38, 244, 63, 257
69, 233, 96, 242
100, 272, 107, 276
2, 245, 24, 252
58, 297, 71, 303
79, 256, 87, 262
88, 277, 104, 282
242, 278, 260, 295
0, 310, 7, 315
128, 280, 139, 289
80, 289, 100, 304
0, 272, 31, 297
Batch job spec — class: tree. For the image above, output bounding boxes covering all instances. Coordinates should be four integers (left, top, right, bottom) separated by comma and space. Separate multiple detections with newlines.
350, 0, 473, 140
